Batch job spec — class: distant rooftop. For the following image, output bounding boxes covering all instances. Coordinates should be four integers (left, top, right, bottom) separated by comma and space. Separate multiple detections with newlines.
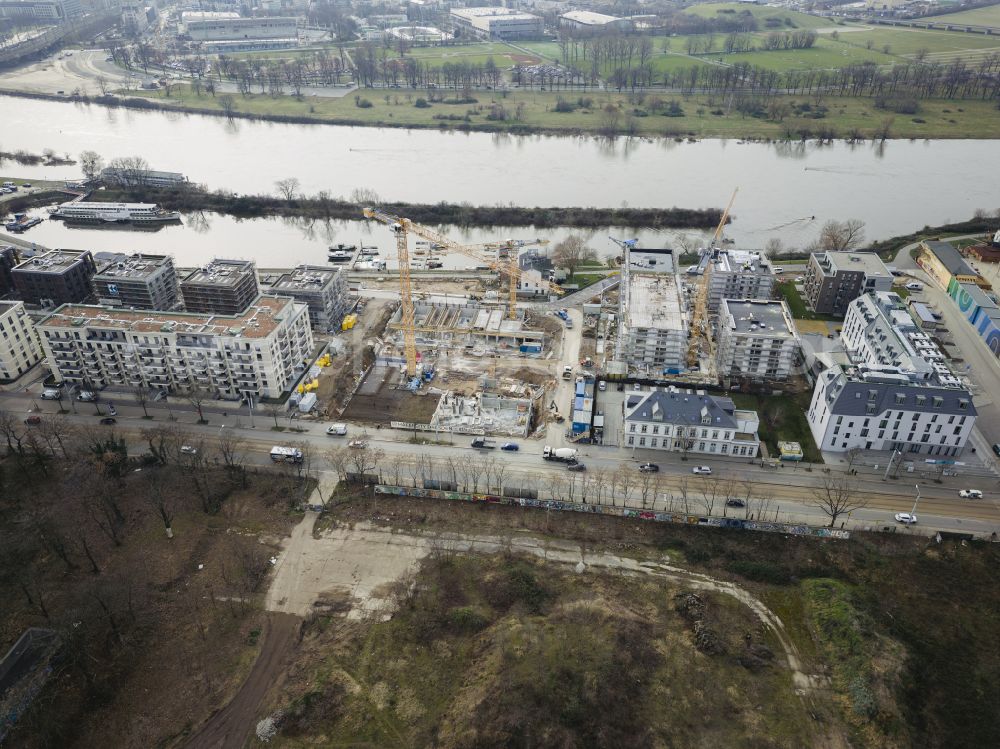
269, 265, 341, 291
627, 247, 675, 275
38, 294, 296, 339
13, 249, 90, 274
712, 249, 771, 274
722, 299, 795, 336
182, 259, 256, 287
94, 253, 172, 281
823, 251, 890, 278
922, 240, 977, 277
561, 10, 621, 24
452, 7, 536, 18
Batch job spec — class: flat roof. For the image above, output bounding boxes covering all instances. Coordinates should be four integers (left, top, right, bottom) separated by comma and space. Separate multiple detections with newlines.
713, 250, 770, 274
451, 7, 536, 18
561, 10, 621, 24
13, 249, 90, 274
722, 299, 794, 335
825, 251, 890, 278
38, 294, 295, 339
628, 248, 675, 274
94, 253, 172, 281
627, 273, 684, 331
269, 265, 341, 291
181, 11, 240, 20
0, 300, 24, 314
182, 259, 256, 287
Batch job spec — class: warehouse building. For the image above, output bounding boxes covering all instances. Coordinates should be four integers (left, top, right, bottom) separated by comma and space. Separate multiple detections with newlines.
92, 253, 179, 311
262, 265, 349, 332
0, 301, 42, 382
450, 7, 543, 40
37, 295, 313, 399
947, 278, 1000, 356
716, 299, 800, 382
12, 249, 96, 308
802, 251, 892, 316
180, 259, 260, 315
559, 11, 630, 30
917, 240, 989, 291
180, 12, 297, 42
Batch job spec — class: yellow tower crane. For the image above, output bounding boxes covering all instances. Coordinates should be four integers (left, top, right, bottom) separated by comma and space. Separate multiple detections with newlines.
686, 187, 739, 370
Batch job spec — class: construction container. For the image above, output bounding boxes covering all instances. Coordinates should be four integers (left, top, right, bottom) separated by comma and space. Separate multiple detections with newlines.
520, 343, 542, 354
298, 392, 317, 413
341, 314, 357, 331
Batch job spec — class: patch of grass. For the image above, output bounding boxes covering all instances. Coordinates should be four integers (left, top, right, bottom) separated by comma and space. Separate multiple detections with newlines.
683, 2, 832, 30
927, 4, 1000, 27
775, 280, 840, 321
730, 390, 823, 463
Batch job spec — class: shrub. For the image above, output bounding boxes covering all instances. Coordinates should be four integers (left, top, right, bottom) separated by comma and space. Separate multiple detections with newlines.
354, 97, 373, 109
554, 97, 576, 113
414, 97, 430, 108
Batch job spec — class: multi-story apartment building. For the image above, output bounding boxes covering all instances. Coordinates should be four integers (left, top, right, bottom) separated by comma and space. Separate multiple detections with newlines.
12, 250, 96, 307
264, 265, 348, 332
450, 7, 543, 40
0, 301, 42, 381
802, 251, 892, 316
180, 259, 259, 315
692, 250, 775, 311
618, 247, 687, 374
92, 253, 180, 310
808, 291, 974, 455
716, 299, 800, 382
623, 389, 760, 458
37, 295, 313, 399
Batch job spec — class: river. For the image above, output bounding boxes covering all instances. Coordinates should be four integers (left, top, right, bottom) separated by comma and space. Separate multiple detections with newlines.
2, 95, 997, 250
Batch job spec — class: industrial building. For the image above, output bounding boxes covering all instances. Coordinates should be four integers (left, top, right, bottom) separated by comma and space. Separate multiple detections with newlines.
99, 166, 186, 189
559, 11, 629, 30
180, 259, 260, 316
0, 301, 42, 381
180, 12, 297, 42
917, 240, 989, 291
450, 7, 543, 40
37, 295, 313, 399
623, 389, 760, 458
807, 291, 975, 455
716, 299, 800, 382
688, 249, 775, 311
386, 302, 546, 355
0, 0, 81, 21
92, 253, 180, 311
12, 249, 96, 307
262, 265, 349, 332
618, 247, 687, 375
802, 250, 892, 316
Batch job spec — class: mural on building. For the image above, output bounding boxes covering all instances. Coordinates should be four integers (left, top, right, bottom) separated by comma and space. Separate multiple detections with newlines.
948, 278, 1000, 355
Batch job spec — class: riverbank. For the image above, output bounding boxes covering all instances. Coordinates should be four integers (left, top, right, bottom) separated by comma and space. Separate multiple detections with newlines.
62, 186, 723, 230
4, 86, 1000, 140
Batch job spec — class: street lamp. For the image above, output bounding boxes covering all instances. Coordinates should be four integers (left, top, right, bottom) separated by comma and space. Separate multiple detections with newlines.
883, 448, 900, 481
912, 483, 922, 517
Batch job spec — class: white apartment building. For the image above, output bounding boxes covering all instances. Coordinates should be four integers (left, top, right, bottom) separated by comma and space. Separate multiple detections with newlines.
618, 248, 687, 375
716, 299, 800, 382
807, 291, 975, 456
624, 389, 760, 458
0, 301, 43, 382
37, 295, 313, 400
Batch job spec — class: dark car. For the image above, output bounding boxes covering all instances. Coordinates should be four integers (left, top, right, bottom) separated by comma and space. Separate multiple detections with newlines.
726, 498, 746, 508
567, 463, 587, 472
638, 462, 659, 473
99, 417, 117, 425
500, 442, 519, 451
24, 415, 41, 426
993, 443, 1000, 458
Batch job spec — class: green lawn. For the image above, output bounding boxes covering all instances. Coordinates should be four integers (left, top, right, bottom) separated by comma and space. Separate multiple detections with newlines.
925, 4, 1000, 26
730, 391, 823, 463
829, 26, 1000, 61
775, 281, 840, 322
683, 2, 832, 30
717, 36, 891, 71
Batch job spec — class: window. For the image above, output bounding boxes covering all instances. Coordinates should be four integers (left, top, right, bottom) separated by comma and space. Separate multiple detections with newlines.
641, 425, 647, 433
628, 436, 634, 445
629, 424, 636, 433
959, 400, 969, 410
895, 393, 905, 405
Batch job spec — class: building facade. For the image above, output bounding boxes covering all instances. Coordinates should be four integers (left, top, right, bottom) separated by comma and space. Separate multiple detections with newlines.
181, 13, 297, 41
716, 299, 800, 382
704, 250, 775, 311
947, 277, 1000, 356
12, 249, 96, 307
559, 11, 629, 30
92, 253, 179, 310
99, 166, 186, 188
37, 295, 313, 399
450, 7, 543, 40
0, 245, 17, 297
265, 265, 348, 332
623, 389, 760, 458
618, 247, 687, 374
0, 0, 82, 21
180, 259, 260, 315
802, 251, 892, 316
917, 240, 988, 290
808, 291, 975, 455
0, 301, 42, 381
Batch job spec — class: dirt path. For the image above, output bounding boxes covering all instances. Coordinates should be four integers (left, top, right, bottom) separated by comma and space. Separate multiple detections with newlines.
185, 612, 300, 749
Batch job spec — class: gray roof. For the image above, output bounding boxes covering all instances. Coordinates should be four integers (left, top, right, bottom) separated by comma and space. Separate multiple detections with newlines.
958, 282, 996, 312
625, 390, 738, 428
628, 248, 675, 274
721, 299, 793, 335
923, 241, 976, 277
826, 371, 976, 418
825, 251, 891, 278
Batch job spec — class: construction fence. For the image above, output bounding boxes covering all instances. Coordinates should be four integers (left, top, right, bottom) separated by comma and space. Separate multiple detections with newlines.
374, 485, 851, 540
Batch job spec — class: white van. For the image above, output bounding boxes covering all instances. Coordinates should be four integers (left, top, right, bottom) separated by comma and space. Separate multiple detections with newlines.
772, 266, 784, 274
905, 282, 923, 291
326, 423, 348, 436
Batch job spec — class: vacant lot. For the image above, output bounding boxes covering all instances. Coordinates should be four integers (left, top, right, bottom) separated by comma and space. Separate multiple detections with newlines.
731, 390, 823, 463
343, 364, 441, 425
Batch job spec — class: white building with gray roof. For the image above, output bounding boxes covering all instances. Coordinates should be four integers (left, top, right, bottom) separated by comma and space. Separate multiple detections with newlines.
807, 291, 975, 456
623, 389, 760, 458
716, 299, 800, 382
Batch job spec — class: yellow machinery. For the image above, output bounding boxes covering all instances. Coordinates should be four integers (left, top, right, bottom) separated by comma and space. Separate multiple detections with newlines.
686, 188, 738, 370
340, 314, 357, 331
363, 207, 564, 376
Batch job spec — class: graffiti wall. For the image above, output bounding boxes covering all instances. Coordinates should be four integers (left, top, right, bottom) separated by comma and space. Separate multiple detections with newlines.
374, 485, 850, 540
947, 278, 1000, 355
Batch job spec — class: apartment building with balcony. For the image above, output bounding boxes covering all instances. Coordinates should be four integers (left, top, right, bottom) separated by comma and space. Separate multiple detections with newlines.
716, 299, 800, 382
0, 301, 42, 381
262, 265, 349, 332
802, 251, 892, 316
92, 253, 179, 310
37, 295, 313, 399
180, 259, 260, 315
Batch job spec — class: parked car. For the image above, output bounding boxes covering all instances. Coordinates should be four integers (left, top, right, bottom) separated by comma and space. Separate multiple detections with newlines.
959, 489, 983, 499
348, 440, 367, 449
107, 405, 117, 416
24, 415, 41, 425
500, 442, 519, 451
692, 466, 712, 475
40, 388, 61, 400
598, 381, 607, 391
77, 390, 97, 402
993, 443, 1000, 457
638, 462, 659, 473
567, 462, 587, 472
99, 417, 117, 425
726, 498, 746, 508
180, 445, 198, 455
894, 512, 917, 525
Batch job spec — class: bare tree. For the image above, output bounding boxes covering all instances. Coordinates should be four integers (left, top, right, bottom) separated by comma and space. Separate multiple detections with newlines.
79, 150, 104, 180
183, 386, 211, 423
275, 177, 301, 201
347, 445, 385, 482
132, 385, 151, 418
845, 447, 863, 474
551, 234, 598, 281
677, 476, 692, 515
142, 424, 182, 465
218, 94, 237, 119
811, 475, 867, 528
145, 471, 177, 539
819, 219, 866, 251
217, 430, 248, 486
698, 476, 722, 517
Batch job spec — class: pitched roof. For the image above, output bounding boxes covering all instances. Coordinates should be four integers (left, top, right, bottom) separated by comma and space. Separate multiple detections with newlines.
625, 390, 737, 428
923, 240, 976, 277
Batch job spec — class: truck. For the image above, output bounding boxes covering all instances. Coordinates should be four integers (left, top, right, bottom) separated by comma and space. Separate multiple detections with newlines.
471, 437, 497, 449
543, 445, 578, 463
270, 446, 304, 464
